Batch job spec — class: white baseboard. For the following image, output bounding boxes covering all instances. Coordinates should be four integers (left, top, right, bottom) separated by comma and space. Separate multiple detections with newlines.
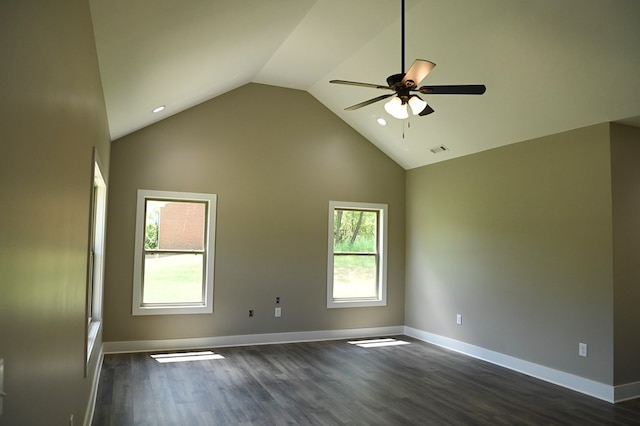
615, 380, 640, 402
102, 326, 405, 354
404, 326, 627, 403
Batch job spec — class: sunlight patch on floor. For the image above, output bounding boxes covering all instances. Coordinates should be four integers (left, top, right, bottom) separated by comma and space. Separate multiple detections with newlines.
347, 338, 410, 348
150, 351, 225, 363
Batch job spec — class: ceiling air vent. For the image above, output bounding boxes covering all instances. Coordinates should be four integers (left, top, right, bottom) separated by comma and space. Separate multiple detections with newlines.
429, 145, 449, 154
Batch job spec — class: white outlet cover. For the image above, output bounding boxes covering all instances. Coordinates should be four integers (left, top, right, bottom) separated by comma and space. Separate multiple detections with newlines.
275, 307, 281, 317
579, 343, 588, 357
456, 314, 462, 325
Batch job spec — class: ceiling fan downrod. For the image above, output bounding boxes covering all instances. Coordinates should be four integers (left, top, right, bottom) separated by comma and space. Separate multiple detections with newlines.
401, 0, 405, 75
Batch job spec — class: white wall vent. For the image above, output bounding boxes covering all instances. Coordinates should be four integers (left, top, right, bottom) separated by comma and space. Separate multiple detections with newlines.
429, 145, 449, 154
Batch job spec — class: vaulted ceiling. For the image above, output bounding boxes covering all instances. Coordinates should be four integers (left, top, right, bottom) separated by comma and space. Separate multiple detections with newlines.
89, 0, 640, 169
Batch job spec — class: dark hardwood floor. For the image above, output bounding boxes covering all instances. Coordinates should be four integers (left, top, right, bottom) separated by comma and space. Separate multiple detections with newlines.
92, 336, 640, 425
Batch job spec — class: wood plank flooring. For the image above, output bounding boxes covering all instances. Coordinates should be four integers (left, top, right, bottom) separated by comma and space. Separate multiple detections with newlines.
92, 336, 640, 425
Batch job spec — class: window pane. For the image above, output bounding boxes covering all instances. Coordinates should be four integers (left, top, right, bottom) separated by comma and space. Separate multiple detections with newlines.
333, 255, 377, 299
333, 209, 377, 253
143, 253, 204, 304
146, 200, 206, 251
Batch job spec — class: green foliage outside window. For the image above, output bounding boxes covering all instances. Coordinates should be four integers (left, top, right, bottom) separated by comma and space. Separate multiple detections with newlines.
145, 222, 158, 250
144, 203, 160, 250
333, 209, 377, 253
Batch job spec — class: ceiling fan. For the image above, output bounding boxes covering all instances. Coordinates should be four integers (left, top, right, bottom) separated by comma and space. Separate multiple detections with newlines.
330, 0, 486, 119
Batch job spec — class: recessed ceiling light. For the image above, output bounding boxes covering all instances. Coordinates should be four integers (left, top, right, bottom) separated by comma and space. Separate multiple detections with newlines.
376, 117, 387, 126
152, 105, 165, 113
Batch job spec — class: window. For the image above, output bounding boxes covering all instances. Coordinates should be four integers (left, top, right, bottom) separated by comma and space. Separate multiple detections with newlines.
327, 201, 388, 308
132, 190, 217, 315
87, 149, 107, 363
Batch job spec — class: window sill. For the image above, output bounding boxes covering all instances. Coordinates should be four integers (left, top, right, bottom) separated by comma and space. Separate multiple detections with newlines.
87, 320, 101, 362
327, 299, 386, 309
132, 305, 213, 316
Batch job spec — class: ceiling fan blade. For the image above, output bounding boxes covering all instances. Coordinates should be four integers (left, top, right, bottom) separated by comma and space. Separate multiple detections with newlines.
401, 60, 436, 87
418, 104, 435, 116
330, 80, 393, 91
345, 94, 395, 111
417, 84, 486, 95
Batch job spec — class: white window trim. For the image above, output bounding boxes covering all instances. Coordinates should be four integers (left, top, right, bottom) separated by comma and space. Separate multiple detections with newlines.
132, 189, 217, 316
327, 200, 388, 309
87, 149, 107, 364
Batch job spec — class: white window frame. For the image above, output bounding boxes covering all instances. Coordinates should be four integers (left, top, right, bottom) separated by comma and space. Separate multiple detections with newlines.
327, 201, 388, 308
86, 149, 107, 364
132, 189, 217, 316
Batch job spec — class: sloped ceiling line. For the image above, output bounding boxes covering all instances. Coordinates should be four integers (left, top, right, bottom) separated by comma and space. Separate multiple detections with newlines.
90, 0, 640, 170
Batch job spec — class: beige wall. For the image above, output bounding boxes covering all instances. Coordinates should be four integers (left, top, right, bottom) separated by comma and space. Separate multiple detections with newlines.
406, 124, 615, 384
0, 1, 111, 425
103, 83, 406, 342
611, 123, 640, 385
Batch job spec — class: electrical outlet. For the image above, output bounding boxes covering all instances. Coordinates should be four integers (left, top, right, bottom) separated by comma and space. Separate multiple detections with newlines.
249, 309, 254, 317
456, 314, 462, 325
275, 296, 280, 304
579, 342, 588, 357
275, 307, 281, 317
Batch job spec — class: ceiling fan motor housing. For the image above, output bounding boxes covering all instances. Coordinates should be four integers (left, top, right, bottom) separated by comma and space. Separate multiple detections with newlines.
387, 73, 411, 102
386, 73, 405, 89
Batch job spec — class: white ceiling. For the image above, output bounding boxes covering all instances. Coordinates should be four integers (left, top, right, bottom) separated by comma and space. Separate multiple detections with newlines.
89, 0, 640, 170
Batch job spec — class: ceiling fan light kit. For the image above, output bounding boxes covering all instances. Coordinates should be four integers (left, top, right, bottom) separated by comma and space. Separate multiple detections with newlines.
330, 0, 485, 120
408, 96, 428, 115
384, 96, 409, 119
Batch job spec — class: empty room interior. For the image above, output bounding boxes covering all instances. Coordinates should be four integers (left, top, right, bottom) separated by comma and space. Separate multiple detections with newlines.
2, 0, 640, 425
